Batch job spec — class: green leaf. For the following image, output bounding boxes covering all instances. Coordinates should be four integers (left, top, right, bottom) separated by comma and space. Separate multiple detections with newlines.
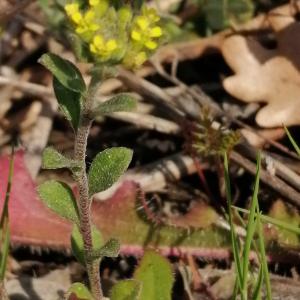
38, 180, 79, 224
241, 153, 261, 291
94, 94, 137, 116
203, 0, 254, 30
42, 147, 80, 170
110, 280, 141, 300
71, 225, 103, 265
133, 250, 174, 300
53, 78, 81, 130
223, 152, 243, 290
257, 212, 272, 300
39, 53, 86, 93
252, 266, 263, 300
90, 238, 120, 260
67, 32, 92, 63
234, 204, 300, 236
67, 282, 93, 300
88, 147, 133, 196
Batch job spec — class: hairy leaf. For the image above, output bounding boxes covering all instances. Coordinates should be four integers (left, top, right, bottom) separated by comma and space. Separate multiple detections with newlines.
71, 225, 103, 265
39, 53, 86, 93
134, 250, 174, 300
38, 180, 79, 224
94, 94, 137, 116
90, 238, 120, 260
53, 78, 81, 130
67, 282, 93, 300
42, 147, 79, 170
110, 280, 141, 300
88, 147, 133, 196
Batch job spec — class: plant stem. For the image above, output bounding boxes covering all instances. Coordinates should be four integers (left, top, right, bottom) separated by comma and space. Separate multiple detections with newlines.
74, 107, 103, 298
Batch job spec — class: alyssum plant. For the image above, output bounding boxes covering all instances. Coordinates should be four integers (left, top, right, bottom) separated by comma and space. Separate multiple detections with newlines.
37, 1, 173, 299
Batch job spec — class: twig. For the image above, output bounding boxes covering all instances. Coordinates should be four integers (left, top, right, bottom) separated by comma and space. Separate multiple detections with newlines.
118, 68, 186, 123
238, 144, 300, 192
117, 69, 300, 208
230, 151, 300, 208
0, 75, 52, 98
0, 281, 9, 300
0, 0, 33, 25
109, 111, 180, 135
151, 58, 299, 160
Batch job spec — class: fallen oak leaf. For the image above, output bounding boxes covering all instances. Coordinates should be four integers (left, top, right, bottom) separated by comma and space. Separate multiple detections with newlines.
221, 5, 300, 127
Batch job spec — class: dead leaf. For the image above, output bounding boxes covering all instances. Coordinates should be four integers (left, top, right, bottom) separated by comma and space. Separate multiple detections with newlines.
222, 5, 300, 127
241, 128, 285, 148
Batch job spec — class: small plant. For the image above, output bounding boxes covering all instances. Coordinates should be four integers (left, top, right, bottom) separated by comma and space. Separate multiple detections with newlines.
223, 126, 300, 299
37, 1, 174, 299
224, 152, 271, 300
191, 108, 240, 157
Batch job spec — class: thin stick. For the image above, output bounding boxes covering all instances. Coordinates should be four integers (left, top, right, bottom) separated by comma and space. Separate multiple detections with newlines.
230, 151, 300, 208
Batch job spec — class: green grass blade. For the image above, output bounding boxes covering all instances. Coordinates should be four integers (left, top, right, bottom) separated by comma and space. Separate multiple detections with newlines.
0, 228, 9, 281
257, 212, 272, 300
284, 126, 300, 156
242, 153, 261, 291
0, 147, 14, 280
232, 207, 300, 235
252, 266, 263, 300
223, 152, 243, 291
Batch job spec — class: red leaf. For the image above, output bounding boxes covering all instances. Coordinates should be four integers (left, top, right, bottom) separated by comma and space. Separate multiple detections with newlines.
0, 151, 71, 249
0, 151, 230, 258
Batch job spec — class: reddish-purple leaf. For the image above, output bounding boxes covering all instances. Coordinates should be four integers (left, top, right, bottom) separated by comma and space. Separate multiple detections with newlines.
0, 151, 71, 249
0, 151, 231, 258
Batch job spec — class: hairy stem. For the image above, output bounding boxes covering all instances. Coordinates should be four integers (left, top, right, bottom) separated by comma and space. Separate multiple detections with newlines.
74, 93, 103, 298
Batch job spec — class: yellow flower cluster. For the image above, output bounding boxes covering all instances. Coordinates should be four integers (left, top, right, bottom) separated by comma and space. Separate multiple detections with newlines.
64, 0, 163, 68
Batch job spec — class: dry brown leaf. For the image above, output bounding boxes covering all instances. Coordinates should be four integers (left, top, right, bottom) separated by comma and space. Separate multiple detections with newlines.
241, 128, 285, 148
221, 5, 300, 127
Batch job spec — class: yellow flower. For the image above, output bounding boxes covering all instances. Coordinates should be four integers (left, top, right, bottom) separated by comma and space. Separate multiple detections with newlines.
64, 1, 163, 68
150, 27, 162, 37
136, 16, 149, 30
142, 7, 160, 23
130, 5, 162, 51
65, 3, 79, 16
123, 51, 147, 69
134, 51, 147, 66
65, 3, 83, 24
145, 40, 158, 50
90, 35, 118, 61
131, 30, 141, 41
